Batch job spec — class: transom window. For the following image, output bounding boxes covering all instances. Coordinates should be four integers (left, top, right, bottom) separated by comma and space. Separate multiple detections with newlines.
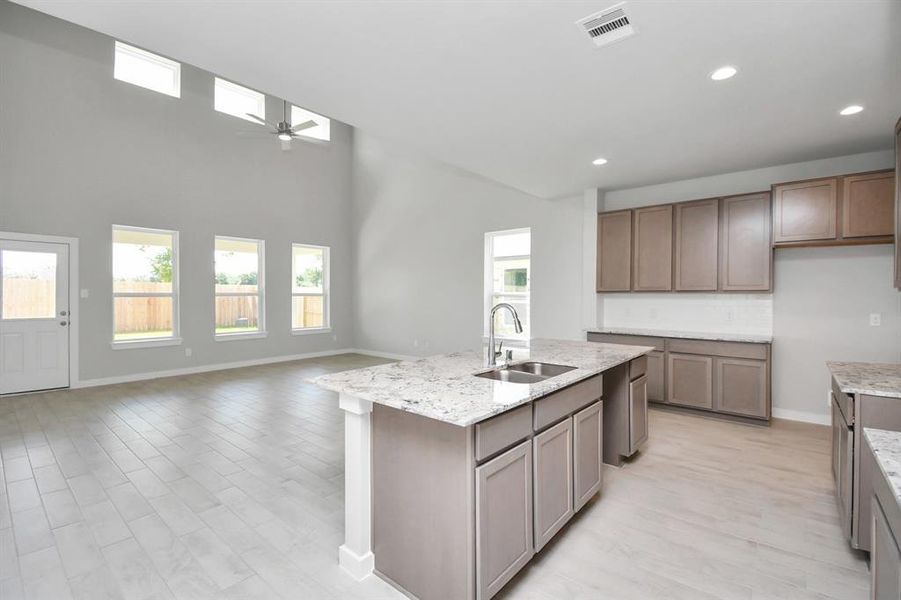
485, 228, 531, 342
290, 105, 331, 141
292, 244, 329, 332
214, 236, 265, 337
113, 41, 181, 98
214, 78, 266, 124
112, 225, 179, 345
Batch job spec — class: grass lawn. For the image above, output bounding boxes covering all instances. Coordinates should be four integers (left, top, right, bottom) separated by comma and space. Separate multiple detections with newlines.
214, 326, 260, 335
114, 330, 173, 341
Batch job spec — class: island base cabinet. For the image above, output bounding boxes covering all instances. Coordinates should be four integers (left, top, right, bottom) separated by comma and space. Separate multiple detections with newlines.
629, 375, 649, 453
646, 350, 665, 402
533, 420, 574, 552
714, 358, 768, 419
476, 440, 534, 600
573, 401, 603, 512
871, 496, 901, 600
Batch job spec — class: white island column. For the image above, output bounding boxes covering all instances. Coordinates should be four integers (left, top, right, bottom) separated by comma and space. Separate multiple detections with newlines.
338, 392, 375, 580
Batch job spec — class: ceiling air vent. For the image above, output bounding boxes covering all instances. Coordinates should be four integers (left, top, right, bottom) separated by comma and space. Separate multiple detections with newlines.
576, 3, 636, 48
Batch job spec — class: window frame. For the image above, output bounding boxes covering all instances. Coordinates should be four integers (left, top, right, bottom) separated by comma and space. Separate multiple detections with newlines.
214, 77, 266, 124
214, 235, 266, 341
291, 243, 330, 335
111, 224, 181, 349
290, 105, 331, 142
113, 41, 181, 98
484, 228, 531, 344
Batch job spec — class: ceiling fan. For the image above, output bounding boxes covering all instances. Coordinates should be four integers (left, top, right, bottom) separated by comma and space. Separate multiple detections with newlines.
240, 100, 317, 150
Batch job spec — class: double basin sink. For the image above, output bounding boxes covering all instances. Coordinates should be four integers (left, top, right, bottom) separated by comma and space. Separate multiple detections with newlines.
474, 361, 576, 384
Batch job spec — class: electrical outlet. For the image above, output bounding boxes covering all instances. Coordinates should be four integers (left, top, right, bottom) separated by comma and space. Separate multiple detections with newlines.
80, 289, 89, 299
870, 313, 882, 326
185, 348, 192, 357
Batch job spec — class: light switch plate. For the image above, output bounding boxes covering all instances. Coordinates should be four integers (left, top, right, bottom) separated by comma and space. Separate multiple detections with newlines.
870, 313, 882, 326
80, 289, 89, 299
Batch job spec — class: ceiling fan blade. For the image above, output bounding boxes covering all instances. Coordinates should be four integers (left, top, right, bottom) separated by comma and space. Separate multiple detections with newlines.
281, 139, 292, 151
291, 120, 317, 132
245, 113, 275, 128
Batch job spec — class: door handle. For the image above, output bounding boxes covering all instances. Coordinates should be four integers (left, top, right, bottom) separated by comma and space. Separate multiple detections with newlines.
59, 321, 68, 326
60, 311, 68, 316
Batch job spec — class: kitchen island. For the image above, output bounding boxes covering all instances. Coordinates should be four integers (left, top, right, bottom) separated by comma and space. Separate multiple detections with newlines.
311, 338, 653, 600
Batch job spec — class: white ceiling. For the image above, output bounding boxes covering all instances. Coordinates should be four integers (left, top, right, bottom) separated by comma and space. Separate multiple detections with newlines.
16, 0, 901, 199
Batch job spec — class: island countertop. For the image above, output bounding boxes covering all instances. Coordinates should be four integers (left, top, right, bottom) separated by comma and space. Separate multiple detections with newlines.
310, 338, 653, 427
865, 428, 901, 509
828, 361, 901, 399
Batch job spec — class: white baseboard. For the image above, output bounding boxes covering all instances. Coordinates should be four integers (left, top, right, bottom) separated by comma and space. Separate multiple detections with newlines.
772, 408, 830, 425
72, 347, 415, 389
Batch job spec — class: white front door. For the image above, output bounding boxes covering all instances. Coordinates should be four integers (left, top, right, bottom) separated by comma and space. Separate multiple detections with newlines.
0, 240, 70, 394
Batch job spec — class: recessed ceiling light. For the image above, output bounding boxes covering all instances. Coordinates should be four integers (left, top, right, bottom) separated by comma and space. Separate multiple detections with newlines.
709, 66, 737, 81
840, 105, 864, 116
592, 157, 608, 166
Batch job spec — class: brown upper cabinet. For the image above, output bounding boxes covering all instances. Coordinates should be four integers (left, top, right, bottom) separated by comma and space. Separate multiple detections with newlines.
772, 177, 837, 243
772, 169, 895, 247
719, 193, 772, 291
596, 210, 632, 292
674, 199, 718, 291
632, 205, 673, 291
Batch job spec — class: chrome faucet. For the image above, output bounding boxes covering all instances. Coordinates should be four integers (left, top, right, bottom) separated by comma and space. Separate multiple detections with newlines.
487, 303, 523, 367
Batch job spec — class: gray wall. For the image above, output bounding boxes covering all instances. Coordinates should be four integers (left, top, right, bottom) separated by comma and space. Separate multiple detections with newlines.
601, 150, 899, 423
0, 2, 354, 382
351, 131, 586, 357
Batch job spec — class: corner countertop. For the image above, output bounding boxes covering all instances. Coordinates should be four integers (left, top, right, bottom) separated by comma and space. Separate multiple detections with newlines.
586, 326, 773, 344
864, 428, 901, 509
828, 361, 901, 399
309, 338, 653, 427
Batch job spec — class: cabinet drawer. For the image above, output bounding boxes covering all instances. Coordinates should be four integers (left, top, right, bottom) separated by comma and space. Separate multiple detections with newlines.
587, 332, 665, 351
533, 375, 602, 432
475, 404, 532, 462
629, 355, 647, 380
666, 338, 768, 360
832, 377, 854, 425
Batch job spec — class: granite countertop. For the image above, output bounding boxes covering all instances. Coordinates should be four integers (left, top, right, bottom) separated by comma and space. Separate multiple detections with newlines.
587, 326, 773, 344
864, 428, 901, 508
309, 338, 653, 427
828, 362, 901, 399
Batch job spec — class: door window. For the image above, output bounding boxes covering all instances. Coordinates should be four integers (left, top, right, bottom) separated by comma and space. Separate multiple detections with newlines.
1, 250, 57, 319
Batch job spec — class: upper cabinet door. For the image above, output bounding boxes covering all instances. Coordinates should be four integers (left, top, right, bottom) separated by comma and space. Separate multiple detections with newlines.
719, 193, 772, 291
596, 211, 632, 292
772, 177, 837, 243
674, 199, 718, 291
842, 171, 895, 239
632, 205, 673, 291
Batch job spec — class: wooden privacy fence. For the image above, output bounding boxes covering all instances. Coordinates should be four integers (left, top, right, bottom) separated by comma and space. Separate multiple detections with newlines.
4, 279, 322, 331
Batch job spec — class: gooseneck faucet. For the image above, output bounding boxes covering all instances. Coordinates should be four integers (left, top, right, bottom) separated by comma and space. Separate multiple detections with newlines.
487, 303, 523, 367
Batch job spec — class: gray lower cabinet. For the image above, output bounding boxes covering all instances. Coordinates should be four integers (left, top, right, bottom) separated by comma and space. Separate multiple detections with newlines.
646, 350, 665, 402
667, 353, 713, 409
573, 401, 603, 512
476, 440, 534, 600
532, 420, 573, 552
714, 357, 767, 418
629, 375, 649, 453
871, 496, 901, 600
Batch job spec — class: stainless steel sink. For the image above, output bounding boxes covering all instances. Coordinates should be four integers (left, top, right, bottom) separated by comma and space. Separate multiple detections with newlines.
474, 369, 545, 384
506, 362, 577, 377
474, 362, 577, 384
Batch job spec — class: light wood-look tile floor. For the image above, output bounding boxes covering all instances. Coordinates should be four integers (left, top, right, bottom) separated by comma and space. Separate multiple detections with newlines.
0, 354, 868, 600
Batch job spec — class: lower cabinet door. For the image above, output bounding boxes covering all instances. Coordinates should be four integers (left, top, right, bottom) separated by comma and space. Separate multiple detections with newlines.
476, 440, 534, 600
533, 419, 574, 552
646, 350, 665, 402
871, 496, 901, 600
667, 353, 713, 409
629, 375, 649, 453
714, 357, 768, 418
573, 401, 603, 512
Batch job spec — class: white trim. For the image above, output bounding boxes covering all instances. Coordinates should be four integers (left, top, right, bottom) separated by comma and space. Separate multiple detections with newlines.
0, 230, 80, 390
772, 407, 830, 426
214, 331, 268, 342
292, 327, 332, 336
338, 392, 374, 580
73, 348, 355, 389
111, 337, 183, 350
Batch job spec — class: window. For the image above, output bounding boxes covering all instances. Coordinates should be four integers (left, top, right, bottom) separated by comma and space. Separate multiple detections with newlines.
214, 78, 266, 123
292, 244, 329, 332
112, 225, 179, 345
485, 229, 530, 342
290, 105, 331, 141
113, 41, 181, 98
214, 237, 264, 338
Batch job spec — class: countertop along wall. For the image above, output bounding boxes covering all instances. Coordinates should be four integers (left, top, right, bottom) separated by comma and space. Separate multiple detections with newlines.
0, 3, 355, 383
598, 150, 899, 423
